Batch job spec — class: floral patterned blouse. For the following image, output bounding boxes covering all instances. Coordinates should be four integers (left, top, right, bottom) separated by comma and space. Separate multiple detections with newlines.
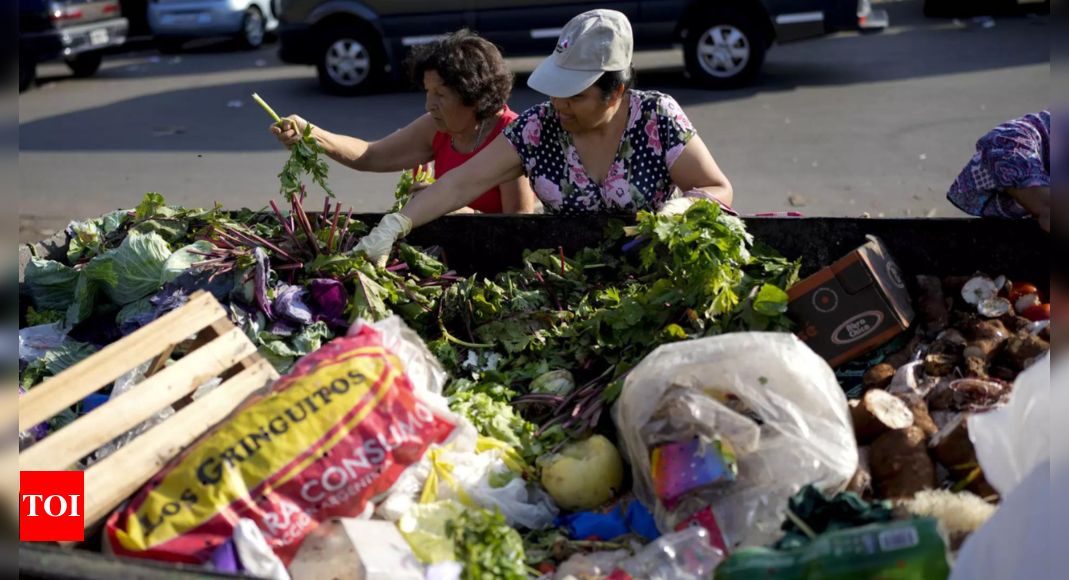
504, 90, 697, 214
947, 111, 1050, 219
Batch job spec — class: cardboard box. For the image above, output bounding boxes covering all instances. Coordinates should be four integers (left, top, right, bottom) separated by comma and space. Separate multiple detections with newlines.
788, 236, 914, 367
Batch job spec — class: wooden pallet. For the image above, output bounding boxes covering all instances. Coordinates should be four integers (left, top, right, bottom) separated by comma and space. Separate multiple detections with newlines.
18, 292, 280, 534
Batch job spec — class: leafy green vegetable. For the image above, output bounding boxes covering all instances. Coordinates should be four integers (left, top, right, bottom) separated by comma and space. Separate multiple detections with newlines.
84, 232, 173, 305
350, 268, 394, 323
391, 166, 435, 213
449, 392, 563, 464
65, 270, 99, 327
22, 342, 100, 390
68, 220, 104, 263
400, 244, 447, 278
162, 241, 215, 284
257, 322, 334, 374
43, 342, 98, 376
253, 94, 333, 202
450, 392, 530, 450
446, 508, 529, 580
49, 408, 80, 433
279, 123, 333, 202
25, 307, 65, 327
20, 360, 50, 390
116, 298, 154, 327
135, 193, 167, 221
24, 258, 79, 311
130, 193, 204, 244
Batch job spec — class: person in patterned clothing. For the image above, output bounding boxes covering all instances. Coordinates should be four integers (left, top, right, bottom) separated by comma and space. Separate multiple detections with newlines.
947, 111, 1050, 232
356, 10, 734, 266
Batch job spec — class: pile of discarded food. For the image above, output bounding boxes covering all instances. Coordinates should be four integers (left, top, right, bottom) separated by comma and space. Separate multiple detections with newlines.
18, 178, 1051, 579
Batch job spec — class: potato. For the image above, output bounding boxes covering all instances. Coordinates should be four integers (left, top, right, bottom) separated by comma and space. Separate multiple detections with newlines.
872, 427, 938, 500
540, 435, 625, 512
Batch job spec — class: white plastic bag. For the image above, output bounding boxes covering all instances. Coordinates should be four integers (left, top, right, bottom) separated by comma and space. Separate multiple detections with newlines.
555, 550, 630, 580
616, 527, 725, 580
948, 353, 1054, 580
613, 333, 858, 551
968, 353, 1050, 496
353, 316, 448, 396
233, 519, 291, 580
92, 362, 176, 463
19, 322, 69, 362
380, 434, 558, 531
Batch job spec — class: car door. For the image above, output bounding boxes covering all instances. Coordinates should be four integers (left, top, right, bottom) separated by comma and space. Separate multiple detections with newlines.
765, 0, 840, 42
472, 1, 639, 57
635, 0, 689, 47
364, 0, 475, 59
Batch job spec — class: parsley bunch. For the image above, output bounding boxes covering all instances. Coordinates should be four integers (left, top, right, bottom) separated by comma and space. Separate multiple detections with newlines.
446, 508, 530, 580
253, 93, 333, 202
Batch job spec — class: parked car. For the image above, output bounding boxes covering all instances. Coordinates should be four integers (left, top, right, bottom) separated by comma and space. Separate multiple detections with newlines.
278, 0, 888, 96
923, 0, 1049, 18
19, 0, 130, 92
147, 0, 280, 53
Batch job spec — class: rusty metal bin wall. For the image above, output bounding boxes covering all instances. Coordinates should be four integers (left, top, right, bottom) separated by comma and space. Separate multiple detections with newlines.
15, 215, 1049, 577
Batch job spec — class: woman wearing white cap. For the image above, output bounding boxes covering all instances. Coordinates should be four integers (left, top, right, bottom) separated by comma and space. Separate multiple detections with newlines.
357, 9, 734, 266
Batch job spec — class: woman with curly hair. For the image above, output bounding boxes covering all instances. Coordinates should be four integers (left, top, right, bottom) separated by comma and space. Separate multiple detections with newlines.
271, 30, 535, 215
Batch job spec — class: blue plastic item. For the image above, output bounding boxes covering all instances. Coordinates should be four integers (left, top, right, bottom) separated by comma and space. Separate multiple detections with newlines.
557, 500, 662, 542
81, 393, 111, 415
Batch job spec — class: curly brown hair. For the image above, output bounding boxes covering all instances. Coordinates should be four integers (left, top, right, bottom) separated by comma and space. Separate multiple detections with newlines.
406, 30, 515, 122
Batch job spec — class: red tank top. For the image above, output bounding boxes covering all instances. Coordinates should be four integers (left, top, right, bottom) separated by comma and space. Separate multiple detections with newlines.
432, 107, 518, 214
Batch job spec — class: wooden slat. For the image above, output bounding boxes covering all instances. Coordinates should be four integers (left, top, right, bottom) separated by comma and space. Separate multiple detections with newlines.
79, 359, 279, 530
19, 327, 257, 474
18, 292, 227, 433
145, 343, 178, 378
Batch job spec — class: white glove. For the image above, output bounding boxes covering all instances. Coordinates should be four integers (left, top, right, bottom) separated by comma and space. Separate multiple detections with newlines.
657, 197, 700, 218
353, 213, 412, 268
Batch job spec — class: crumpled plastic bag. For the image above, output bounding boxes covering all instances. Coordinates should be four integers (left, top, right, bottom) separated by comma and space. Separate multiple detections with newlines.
397, 501, 467, 565
968, 353, 1050, 496
616, 527, 724, 580
949, 353, 1053, 580
555, 550, 630, 580
19, 322, 69, 363
613, 333, 858, 551
380, 431, 558, 532
91, 362, 176, 463
233, 519, 291, 580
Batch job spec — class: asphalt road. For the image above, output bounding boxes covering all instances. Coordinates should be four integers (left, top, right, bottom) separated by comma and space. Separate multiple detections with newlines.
18, 2, 1050, 243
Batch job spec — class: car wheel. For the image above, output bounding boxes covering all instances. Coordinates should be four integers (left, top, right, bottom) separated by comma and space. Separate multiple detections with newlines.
684, 10, 767, 89
20, 53, 36, 93
158, 38, 187, 54
66, 52, 104, 78
317, 25, 385, 96
236, 6, 267, 50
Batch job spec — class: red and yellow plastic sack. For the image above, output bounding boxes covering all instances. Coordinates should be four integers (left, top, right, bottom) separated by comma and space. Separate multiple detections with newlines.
106, 323, 458, 565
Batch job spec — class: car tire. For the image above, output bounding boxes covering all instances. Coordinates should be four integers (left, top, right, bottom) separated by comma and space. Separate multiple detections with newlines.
157, 38, 187, 54
66, 52, 104, 78
316, 25, 386, 96
236, 6, 267, 50
20, 53, 36, 93
684, 9, 767, 90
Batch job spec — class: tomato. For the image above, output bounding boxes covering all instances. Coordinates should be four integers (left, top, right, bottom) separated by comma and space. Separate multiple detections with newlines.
537, 562, 558, 575
1010, 283, 1042, 303
1023, 304, 1051, 322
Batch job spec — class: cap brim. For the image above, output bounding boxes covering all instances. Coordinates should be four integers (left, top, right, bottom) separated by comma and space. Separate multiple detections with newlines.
528, 57, 603, 99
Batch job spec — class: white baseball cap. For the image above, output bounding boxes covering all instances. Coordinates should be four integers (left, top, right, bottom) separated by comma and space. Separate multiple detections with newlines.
528, 10, 635, 99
